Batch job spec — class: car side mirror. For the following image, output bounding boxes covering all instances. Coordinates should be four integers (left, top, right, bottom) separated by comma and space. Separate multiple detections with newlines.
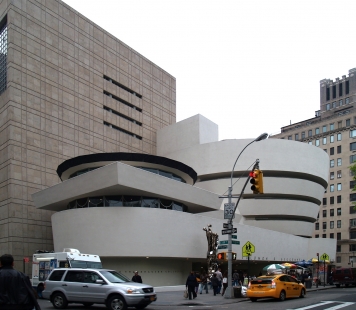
96, 279, 105, 284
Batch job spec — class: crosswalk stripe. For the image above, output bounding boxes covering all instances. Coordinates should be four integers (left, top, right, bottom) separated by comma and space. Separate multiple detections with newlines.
287, 301, 355, 310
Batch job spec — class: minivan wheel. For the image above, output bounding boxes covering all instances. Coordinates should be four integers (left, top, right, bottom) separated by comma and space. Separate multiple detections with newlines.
279, 290, 286, 301
107, 295, 126, 310
52, 292, 68, 309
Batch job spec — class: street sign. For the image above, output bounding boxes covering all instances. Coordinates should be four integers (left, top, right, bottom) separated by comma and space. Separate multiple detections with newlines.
224, 203, 235, 219
231, 235, 237, 239
222, 228, 237, 235
232, 241, 240, 245
223, 223, 230, 229
320, 253, 329, 261
218, 245, 227, 249
220, 240, 228, 244
242, 241, 255, 257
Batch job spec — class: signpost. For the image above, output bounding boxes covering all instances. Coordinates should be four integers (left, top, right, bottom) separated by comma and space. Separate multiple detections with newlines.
224, 203, 235, 219
242, 241, 255, 281
320, 253, 329, 287
221, 228, 237, 235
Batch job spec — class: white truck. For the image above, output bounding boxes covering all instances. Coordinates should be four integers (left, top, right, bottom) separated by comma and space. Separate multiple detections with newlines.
32, 248, 102, 287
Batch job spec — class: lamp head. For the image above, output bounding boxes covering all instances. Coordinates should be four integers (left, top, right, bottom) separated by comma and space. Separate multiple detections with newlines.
254, 133, 269, 142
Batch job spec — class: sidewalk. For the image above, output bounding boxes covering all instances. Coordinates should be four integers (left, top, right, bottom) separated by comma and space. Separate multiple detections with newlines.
153, 284, 334, 307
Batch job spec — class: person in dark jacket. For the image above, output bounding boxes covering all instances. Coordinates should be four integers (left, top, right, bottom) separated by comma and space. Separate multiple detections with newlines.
185, 271, 197, 300
210, 273, 219, 296
0, 254, 41, 310
132, 271, 142, 283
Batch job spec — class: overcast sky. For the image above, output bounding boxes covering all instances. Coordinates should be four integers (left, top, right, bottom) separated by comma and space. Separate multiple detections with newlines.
63, 0, 356, 140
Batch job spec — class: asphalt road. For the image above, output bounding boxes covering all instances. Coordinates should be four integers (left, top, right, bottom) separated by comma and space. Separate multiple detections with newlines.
37, 287, 356, 310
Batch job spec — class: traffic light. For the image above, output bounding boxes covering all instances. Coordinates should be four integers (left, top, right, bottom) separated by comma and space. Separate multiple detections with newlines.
249, 169, 264, 194
217, 252, 226, 260
232, 252, 237, 260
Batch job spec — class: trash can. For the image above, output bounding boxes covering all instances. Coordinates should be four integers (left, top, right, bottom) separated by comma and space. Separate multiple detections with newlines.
305, 279, 312, 289
233, 286, 242, 298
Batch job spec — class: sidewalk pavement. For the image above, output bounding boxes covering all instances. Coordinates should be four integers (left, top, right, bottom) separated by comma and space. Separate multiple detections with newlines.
152, 284, 334, 307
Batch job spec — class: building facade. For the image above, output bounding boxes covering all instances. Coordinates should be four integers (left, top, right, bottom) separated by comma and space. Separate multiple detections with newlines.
0, 0, 175, 263
33, 115, 336, 286
271, 67, 356, 268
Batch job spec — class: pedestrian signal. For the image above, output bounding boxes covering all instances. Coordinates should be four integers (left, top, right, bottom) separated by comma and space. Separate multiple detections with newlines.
217, 252, 226, 260
232, 252, 237, 260
249, 169, 264, 194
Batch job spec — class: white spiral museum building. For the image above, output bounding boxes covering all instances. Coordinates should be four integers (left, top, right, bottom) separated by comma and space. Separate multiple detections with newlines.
33, 114, 334, 287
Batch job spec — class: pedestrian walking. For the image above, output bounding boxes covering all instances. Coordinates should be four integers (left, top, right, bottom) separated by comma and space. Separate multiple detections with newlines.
210, 273, 219, 296
232, 270, 240, 286
221, 271, 228, 296
132, 271, 143, 283
0, 253, 41, 310
185, 271, 197, 300
199, 271, 209, 294
215, 268, 223, 294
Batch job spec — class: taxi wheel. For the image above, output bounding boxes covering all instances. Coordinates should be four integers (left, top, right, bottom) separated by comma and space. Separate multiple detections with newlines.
250, 298, 257, 302
279, 290, 286, 301
299, 288, 305, 298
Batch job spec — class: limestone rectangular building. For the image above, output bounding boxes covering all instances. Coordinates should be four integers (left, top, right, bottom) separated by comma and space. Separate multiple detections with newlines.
271, 67, 356, 268
0, 0, 176, 263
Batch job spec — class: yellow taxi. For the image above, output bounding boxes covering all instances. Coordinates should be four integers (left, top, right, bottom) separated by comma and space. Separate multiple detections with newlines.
246, 274, 306, 302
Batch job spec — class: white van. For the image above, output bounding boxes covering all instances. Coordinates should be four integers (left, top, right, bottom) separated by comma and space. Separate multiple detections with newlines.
32, 248, 102, 287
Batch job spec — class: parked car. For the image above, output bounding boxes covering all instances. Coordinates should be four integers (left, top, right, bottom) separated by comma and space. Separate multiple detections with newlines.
332, 267, 356, 288
246, 274, 306, 302
42, 268, 156, 310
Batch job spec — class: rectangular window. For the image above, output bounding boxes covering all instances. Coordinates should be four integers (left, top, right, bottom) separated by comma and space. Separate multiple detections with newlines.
330, 147, 334, 155
337, 145, 341, 153
330, 172, 334, 180
351, 206, 356, 214
333, 101, 337, 108
350, 155, 356, 164
350, 129, 356, 138
322, 210, 327, 217
330, 233, 334, 239
330, 196, 334, 204
336, 256, 341, 262
330, 123, 335, 130
315, 222, 319, 230
288, 136, 292, 140
337, 170, 342, 178
351, 244, 356, 251
322, 125, 327, 133
333, 85, 336, 99
315, 234, 319, 238
346, 119, 351, 127
339, 99, 343, 106
337, 232, 341, 240
330, 160, 334, 167
316, 139, 320, 146
295, 133, 299, 140
351, 193, 356, 202
346, 80, 350, 94
308, 130, 312, 137
315, 128, 320, 135
346, 97, 350, 104
337, 183, 342, 191
351, 232, 356, 239
350, 218, 356, 228
323, 197, 327, 205
330, 184, 334, 192
0, 18, 7, 96
326, 103, 330, 110
322, 234, 326, 238
337, 158, 342, 166
326, 87, 330, 100
308, 141, 313, 145
339, 83, 343, 96
337, 245, 341, 252
330, 221, 334, 229
337, 208, 341, 216
330, 135, 334, 143
337, 195, 341, 203
301, 132, 305, 139
322, 137, 327, 145
330, 209, 334, 216
323, 222, 327, 229
337, 133, 342, 140
350, 142, 356, 151
350, 181, 356, 189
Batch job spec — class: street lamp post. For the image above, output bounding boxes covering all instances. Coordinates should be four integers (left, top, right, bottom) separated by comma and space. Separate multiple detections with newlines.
224, 133, 268, 299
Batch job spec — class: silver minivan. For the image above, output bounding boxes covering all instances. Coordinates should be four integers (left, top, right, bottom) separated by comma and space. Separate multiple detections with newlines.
42, 268, 156, 310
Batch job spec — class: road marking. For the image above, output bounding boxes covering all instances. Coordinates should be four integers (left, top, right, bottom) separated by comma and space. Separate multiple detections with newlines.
287, 301, 355, 310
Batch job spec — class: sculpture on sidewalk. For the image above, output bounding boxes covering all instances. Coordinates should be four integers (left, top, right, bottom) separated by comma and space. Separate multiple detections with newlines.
203, 224, 219, 277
